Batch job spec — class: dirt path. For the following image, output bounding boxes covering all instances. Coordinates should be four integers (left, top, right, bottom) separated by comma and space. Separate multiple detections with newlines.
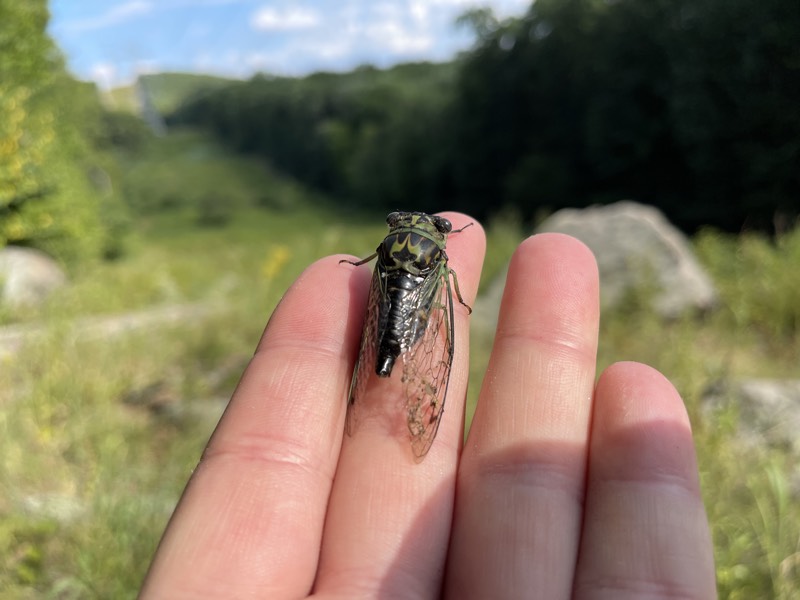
0, 304, 212, 359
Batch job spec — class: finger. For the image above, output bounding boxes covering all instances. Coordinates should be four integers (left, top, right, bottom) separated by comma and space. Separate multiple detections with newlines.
446, 233, 600, 599
141, 255, 369, 599
314, 213, 485, 598
572, 362, 716, 599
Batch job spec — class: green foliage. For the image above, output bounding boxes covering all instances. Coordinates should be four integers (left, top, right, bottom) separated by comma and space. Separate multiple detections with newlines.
0, 1, 53, 85
168, 61, 460, 213
0, 1, 132, 264
0, 516, 57, 589
120, 128, 312, 219
138, 72, 236, 115
0, 1, 57, 212
89, 110, 155, 153
702, 444, 800, 599
195, 191, 232, 227
696, 227, 800, 344
35, 75, 133, 264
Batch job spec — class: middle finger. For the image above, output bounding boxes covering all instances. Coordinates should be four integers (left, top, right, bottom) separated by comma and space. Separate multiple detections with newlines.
314, 213, 485, 599
446, 233, 600, 598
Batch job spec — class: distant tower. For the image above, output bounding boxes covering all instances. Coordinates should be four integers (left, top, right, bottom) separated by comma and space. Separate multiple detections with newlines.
136, 77, 167, 136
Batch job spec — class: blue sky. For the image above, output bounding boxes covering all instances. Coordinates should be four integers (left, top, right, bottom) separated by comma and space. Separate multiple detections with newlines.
49, 0, 530, 89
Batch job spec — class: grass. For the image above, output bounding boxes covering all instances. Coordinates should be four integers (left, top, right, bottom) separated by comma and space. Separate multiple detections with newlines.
0, 206, 347, 598
1, 131, 798, 597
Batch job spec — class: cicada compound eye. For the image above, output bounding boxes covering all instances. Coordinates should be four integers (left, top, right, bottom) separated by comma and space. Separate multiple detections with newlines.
433, 216, 452, 234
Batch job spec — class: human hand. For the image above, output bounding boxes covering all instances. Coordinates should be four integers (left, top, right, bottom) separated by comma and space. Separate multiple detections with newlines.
140, 214, 716, 599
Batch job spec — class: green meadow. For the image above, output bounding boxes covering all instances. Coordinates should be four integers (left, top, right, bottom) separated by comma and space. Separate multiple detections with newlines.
1, 130, 798, 599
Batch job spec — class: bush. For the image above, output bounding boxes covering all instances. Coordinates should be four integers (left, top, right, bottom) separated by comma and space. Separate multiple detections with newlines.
195, 192, 232, 227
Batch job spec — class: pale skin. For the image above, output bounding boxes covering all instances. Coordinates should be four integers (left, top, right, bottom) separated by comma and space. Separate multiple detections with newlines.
140, 213, 717, 599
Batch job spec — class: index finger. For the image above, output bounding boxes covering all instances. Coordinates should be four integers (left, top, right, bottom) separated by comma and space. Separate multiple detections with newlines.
140, 254, 369, 598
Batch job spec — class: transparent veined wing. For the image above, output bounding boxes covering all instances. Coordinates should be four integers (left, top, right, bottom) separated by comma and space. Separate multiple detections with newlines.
402, 266, 455, 461
345, 266, 383, 436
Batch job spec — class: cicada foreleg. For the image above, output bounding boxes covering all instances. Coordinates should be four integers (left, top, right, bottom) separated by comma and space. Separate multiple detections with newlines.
339, 252, 378, 267
451, 222, 474, 235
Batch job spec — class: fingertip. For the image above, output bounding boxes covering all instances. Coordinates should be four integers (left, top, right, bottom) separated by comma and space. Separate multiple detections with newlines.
509, 233, 599, 305
595, 361, 691, 431
591, 361, 701, 494
517, 233, 599, 279
496, 232, 600, 352
577, 362, 716, 598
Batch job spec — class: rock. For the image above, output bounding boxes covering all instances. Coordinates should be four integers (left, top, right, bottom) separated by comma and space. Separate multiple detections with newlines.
703, 379, 800, 455
537, 201, 718, 318
0, 246, 67, 309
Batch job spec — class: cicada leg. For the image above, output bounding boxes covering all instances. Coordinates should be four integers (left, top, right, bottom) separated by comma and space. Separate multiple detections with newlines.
448, 267, 472, 315
339, 252, 378, 267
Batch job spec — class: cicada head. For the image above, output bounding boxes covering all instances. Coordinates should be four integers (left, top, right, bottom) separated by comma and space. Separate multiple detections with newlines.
386, 211, 452, 238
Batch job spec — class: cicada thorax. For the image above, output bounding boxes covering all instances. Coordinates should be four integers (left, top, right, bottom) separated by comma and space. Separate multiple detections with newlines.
374, 229, 446, 378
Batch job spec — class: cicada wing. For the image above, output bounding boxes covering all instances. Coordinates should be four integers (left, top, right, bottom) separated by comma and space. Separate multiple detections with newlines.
402, 268, 455, 461
346, 267, 382, 436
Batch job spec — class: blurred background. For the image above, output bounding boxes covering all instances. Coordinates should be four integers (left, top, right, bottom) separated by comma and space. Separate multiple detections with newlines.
1, 0, 798, 597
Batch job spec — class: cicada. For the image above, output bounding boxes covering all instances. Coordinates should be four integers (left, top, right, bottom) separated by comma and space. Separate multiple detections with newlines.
341, 211, 471, 461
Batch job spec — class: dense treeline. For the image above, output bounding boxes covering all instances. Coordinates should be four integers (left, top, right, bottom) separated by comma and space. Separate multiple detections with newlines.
171, 0, 799, 232
168, 62, 460, 214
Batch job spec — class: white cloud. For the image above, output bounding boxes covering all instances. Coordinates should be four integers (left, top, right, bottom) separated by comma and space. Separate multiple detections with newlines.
304, 39, 353, 60
90, 62, 118, 89
62, 1, 153, 32
364, 21, 432, 54
248, 39, 354, 75
419, 0, 531, 18
251, 6, 321, 31
408, 1, 429, 24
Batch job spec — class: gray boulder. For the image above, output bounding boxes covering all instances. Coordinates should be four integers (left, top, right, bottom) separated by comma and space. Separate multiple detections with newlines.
703, 379, 800, 456
537, 201, 718, 318
0, 246, 66, 309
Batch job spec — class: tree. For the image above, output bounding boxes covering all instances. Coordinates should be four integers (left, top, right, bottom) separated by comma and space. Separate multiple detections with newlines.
0, 1, 55, 216
0, 0, 124, 262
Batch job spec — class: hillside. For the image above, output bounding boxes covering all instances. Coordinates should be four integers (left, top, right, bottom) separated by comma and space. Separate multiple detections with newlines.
106, 72, 237, 116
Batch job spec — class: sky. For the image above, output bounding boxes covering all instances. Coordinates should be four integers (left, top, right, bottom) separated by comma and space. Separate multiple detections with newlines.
48, 0, 531, 90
